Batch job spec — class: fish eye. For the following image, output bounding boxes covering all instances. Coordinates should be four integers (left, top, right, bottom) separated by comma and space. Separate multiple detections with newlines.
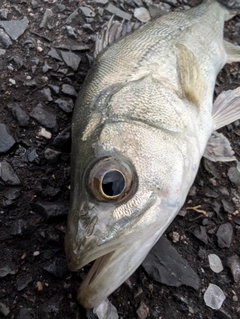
87, 157, 137, 202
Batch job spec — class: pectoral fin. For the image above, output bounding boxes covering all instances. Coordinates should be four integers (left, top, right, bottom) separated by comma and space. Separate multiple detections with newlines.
212, 87, 240, 130
204, 131, 236, 162
177, 44, 207, 108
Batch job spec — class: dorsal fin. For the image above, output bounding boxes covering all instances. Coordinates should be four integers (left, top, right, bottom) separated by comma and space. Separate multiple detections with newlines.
94, 16, 142, 58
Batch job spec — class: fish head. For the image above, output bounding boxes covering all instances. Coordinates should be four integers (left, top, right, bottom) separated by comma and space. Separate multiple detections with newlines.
65, 123, 185, 308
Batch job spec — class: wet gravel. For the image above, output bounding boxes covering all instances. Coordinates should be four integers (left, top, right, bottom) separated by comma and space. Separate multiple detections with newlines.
0, 1, 240, 318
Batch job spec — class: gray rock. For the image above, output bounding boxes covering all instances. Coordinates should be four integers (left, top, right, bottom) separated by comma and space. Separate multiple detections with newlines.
62, 84, 77, 96
221, 199, 235, 214
30, 103, 57, 129
3, 188, 21, 206
42, 61, 52, 73
0, 28, 12, 48
17, 308, 34, 319
27, 149, 38, 163
227, 166, 240, 186
106, 3, 132, 20
33, 202, 69, 219
66, 8, 80, 24
9, 56, 23, 70
86, 309, 98, 319
79, 6, 95, 18
10, 219, 28, 236
134, 7, 151, 22
0, 161, 21, 185
0, 17, 29, 40
142, 236, 200, 289
43, 258, 68, 279
216, 223, 233, 248
40, 88, 53, 102
65, 25, 77, 39
0, 302, 10, 317
93, 299, 118, 319
60, 50, 81, 71
0, 48, 6, 55
44, 148, 60, 163
0, 9, 8, 20
96, 0, 109, 4
47, 48, 62, 61
55, 4, 66, 13
48, 84, 60, 94
53, 126, 71, 147
17, 273, 33, 291
55, 98, 74, 113
0, 262, 18, 278
227, 255, 240, 283
0, 124, 15, 153
8, 103, 30, 126
40, 9, 53, 28
193, 226, 208, 244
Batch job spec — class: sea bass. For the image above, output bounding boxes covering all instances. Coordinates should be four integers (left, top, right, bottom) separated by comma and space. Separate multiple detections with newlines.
65, 0, 240, 308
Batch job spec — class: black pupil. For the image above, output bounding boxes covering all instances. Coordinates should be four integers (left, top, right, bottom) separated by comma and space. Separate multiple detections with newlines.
102, 170, 125, 197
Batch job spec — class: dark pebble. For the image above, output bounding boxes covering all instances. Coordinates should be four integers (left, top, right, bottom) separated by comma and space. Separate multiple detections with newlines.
227, 166, 240, 186
53, 126, 71, 148
3, 187, 21, 206
62, 84, 77, 96
30, 103, 57, 129
47, 48, 62, 61
33, 201, 69, 219
0, 161, 21, 185
17, 273, 33, 291
48, 84, 60, 94
0, 262, 18, 278
44, 148, 60, 163
60, 51, 81, 71
142, 236, 200, 290
8, 102, 30, 127
216, 223, 233, 248
27, 149, 39, 163
55, 98, 73, 113
193, 226, 208, 244
10, 219, 28, 236
226, 255, 240, 283
0, 28, 13, 48
17, 308, 34, 319
9, 55, 23, 69
221, 199, 235, 214
43, 257, 69, 279
0, 124, 15, 153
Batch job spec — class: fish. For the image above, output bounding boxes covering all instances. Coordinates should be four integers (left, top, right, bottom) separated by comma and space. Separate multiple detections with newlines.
65, 0, 240, 309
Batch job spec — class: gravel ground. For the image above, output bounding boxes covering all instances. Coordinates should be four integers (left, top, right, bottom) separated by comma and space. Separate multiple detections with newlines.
0, 1, 240, 318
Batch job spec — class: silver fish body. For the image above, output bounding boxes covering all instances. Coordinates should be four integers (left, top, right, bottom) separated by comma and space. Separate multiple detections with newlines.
65, 0, 240, 308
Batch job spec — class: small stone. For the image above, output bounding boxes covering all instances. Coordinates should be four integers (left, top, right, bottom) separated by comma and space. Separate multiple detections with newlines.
227, 166, 240, 186
226, 255, 240, 283
17, 273, 33, 291
8, 103, 30, 127
204, 283, 226, 310
30, 103, 57, 129
193, 226, 208, 244
0, 9, 8, 20
0, 262, 18, 278
40, 9, 53, 28
216, 223, 233, 248
0, 302, 10, 317
40, 88, 53, 102
10, 219, 27, 236
27, 149, 38, 163
9, 56, 23, 70
93, 298, 118, 319
60, 51, 81, 71
221, 199, 235, 214
79, 6, 95, 18
3, 188, 21, 206
106, 3, 132, 20
53, 126, 71, 147
62, 84, 77, 96
65, 25, 76, 39
208, 254, 223, 273
38, 127, 52, 139
42, 61, 52, 73
0, 161, 21, 185
48, 84, 60, 94
43, 258, 68, 279
9, 78, 16, 85
134, 7, 151, 22
44, 148, 60, 163
33, 251, 40, 256
47, 48, 62, 61
55, 98, 74, 113
136, 301, 149, 319
0, 17, 29, 41
0, 29, 12, 48
0, 124, 15, 153
17, 308, 34, 319
33, 202, 69, 219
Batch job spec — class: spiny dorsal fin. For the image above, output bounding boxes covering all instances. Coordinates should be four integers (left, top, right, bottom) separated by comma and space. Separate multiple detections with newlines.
177, 44, 207, 109
94, 16, 141, 58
